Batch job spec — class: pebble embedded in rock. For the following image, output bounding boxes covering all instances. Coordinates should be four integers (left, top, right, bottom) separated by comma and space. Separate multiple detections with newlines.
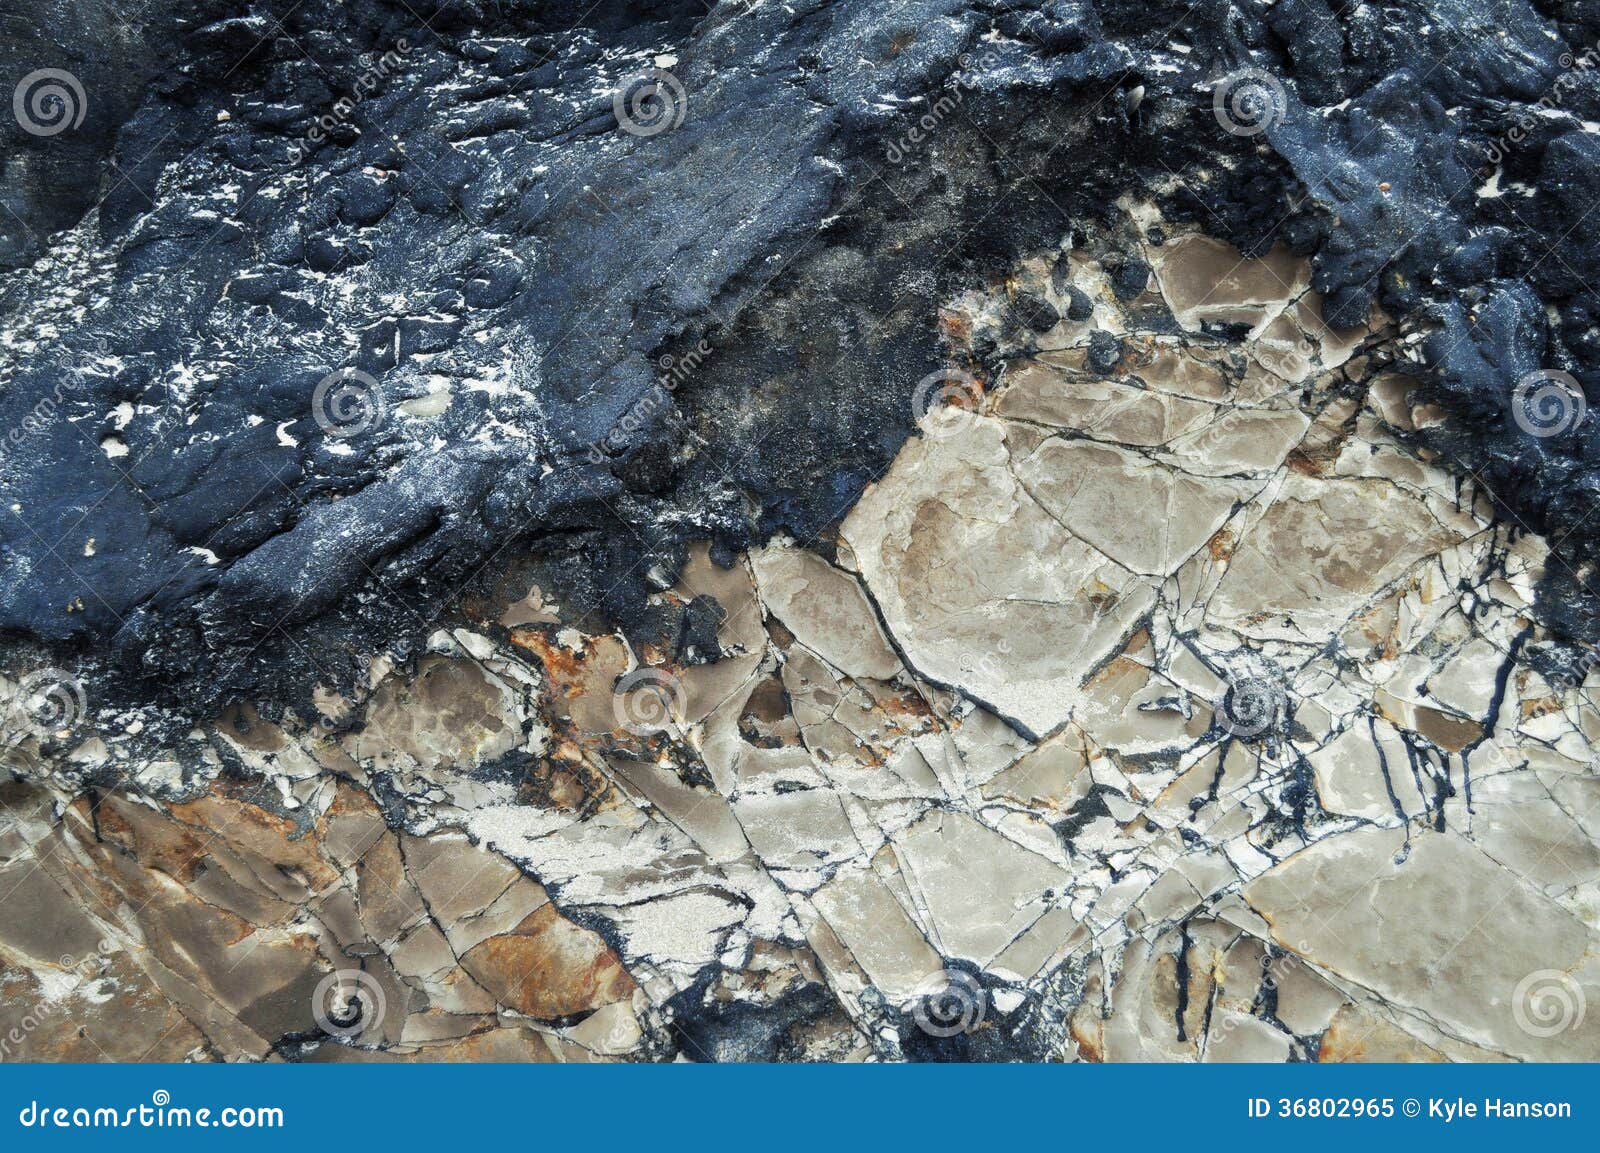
1087, 330, 1124, 374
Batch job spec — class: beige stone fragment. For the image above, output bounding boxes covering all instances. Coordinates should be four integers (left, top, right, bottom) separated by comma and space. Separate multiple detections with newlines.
983, 730, 1090, 807
438, 871, 550, 957
0, 951, 204, 1062
401, 832, 527, 924
1271, 958, 1349, 1036
0, 862, 105, 964
356, 834, 427, 945
1150, 236, 1308, 331
895, 810, 1069, 966
841, 418, 1156, 736
1015, 439, 1254, 577
673, 544, 768, 722
510, 629, 630, 737
1317, 1003, 1451, 1062
750, 542, 900, 681
733, 787, 864, 877
810, 864, 942, 1002
1245, 826, 1600, 1060
1073, 654, 1210, 755
1121, 342, 1234, 400
993, 905, 1082, 980
604, 757, 751, 863
1308, 718, 1426, 821
1423, 636, 1509, 720
995, 364, 1214, 445
1204, 1008, 1292, 1062
1469, 769, 1600, 894
1211, 476, 1465, 641
1100, 922, 1231, 1061
1368, 373, 1419, 430
1373, 687, 1482, 753
354, 656, 522, 770
1251, 312, 1315, 383
1163, 406, 1311, 475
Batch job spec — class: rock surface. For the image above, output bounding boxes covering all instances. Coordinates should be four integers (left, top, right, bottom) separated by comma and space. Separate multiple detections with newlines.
2, 0, 1599, 1064
3, 220, 1597, 1061
1, 0, 1598, 720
